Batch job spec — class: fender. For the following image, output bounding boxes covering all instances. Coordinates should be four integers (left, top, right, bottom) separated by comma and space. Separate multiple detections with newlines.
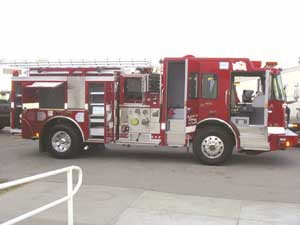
42, 116, 85, 142
196, 118, 240, 149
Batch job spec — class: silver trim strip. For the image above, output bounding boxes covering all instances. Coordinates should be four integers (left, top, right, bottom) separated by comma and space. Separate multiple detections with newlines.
242, 147, 269, 151
86, 71, 115, 75
264, 70, 270, 126
184, 59, 188, 133
12, 76, 68, 81
85, 76, 114, 81
30, 71, 69, 75
12, 76, 114, 82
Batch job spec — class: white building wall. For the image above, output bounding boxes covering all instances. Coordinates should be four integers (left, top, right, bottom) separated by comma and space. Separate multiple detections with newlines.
282, 66, 300, 123
0, 67, 25, 92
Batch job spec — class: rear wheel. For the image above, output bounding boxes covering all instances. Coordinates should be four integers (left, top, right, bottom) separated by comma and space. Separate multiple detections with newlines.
46, 123, 82, 159
193, 126, 234, 165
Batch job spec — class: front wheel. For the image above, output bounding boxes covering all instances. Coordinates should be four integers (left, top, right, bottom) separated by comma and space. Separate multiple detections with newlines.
193, 126, 234, 165
46, 124, 82, 159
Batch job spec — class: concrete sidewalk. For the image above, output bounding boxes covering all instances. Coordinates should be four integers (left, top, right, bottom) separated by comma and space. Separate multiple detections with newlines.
1, 181, 300, 225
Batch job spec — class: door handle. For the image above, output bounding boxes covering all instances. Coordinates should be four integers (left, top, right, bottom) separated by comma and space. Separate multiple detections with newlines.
225, 90, 228, 105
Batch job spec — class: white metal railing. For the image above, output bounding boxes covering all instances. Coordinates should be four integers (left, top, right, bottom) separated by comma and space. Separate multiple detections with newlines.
0, 166, 82, 225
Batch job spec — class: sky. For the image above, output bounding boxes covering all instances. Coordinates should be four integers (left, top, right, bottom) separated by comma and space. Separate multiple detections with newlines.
0, 0, 300, 68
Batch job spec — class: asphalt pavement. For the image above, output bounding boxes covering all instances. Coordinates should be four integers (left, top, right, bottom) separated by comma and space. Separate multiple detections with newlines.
1, 127, 300, 224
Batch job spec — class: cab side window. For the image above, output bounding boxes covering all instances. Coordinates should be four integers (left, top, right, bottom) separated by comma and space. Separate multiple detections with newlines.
202, 74, 218, 99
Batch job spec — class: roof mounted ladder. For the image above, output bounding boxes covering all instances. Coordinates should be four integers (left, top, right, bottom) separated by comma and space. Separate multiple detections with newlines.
0, 59, 152, 68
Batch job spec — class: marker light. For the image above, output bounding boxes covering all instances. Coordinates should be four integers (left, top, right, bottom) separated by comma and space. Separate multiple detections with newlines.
265, 62, 278, 68
288, 123, 299, 129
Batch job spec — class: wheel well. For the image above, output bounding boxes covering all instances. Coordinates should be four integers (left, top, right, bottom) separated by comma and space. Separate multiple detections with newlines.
195, 120, 236, 146
39, 117, 84, 152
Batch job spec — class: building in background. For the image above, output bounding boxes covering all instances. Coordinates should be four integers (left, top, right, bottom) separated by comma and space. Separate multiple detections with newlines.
0, 66, 26, 92
0, 66, 26, 130
282, 63, 300, 124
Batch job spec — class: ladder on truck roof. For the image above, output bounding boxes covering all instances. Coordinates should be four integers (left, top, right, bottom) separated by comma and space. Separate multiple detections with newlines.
0, 59, 152, 68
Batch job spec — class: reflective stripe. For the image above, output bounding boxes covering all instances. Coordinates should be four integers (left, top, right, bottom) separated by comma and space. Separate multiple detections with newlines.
85, 76, 114, 81
268, 127, 285, 134
186, 125, 196, 133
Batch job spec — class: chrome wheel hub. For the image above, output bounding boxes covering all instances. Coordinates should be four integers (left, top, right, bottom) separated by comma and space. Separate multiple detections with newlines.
51, 131, 71, 153
201, 136, 224, 159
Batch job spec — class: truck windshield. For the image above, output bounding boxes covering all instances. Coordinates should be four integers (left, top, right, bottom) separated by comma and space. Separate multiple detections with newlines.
272, 74, 285, 101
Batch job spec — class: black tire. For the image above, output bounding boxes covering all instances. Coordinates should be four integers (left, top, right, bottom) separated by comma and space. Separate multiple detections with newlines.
193, 126, 234, 165
0, 125, 5, 130
46, 123, 82, 159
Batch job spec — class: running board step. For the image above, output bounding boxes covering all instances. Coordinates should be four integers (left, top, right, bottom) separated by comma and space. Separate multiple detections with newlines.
166, 132, 185, 146
239, 135, 269, 150
86, 139, 104, 143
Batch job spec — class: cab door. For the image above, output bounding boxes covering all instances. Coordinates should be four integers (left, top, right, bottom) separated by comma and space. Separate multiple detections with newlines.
198, 68, 230, 122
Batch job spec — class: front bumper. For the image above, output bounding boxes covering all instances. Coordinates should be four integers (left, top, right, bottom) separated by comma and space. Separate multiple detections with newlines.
269, 129, 298, 150
286, 123, 300, 146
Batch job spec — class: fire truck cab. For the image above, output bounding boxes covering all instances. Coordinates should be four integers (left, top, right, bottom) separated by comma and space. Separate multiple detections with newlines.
11, 56, 298, 165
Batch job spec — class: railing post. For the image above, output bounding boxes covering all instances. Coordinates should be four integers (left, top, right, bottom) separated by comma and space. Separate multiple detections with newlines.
0, 166, 82, 225
67, 169, 73, 225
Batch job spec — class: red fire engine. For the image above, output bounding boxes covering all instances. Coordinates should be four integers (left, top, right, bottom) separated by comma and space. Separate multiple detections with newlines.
10, 56, 298, 165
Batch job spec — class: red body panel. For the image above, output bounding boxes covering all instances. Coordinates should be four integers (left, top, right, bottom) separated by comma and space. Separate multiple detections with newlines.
22, 109, 88, 140
12, 57, 298, 154
268, 100, 285, 127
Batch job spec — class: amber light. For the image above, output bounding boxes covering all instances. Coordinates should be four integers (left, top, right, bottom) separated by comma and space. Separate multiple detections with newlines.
265, 61, 278, 68
288, 123, 299, 129
285, 140, 291, 148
